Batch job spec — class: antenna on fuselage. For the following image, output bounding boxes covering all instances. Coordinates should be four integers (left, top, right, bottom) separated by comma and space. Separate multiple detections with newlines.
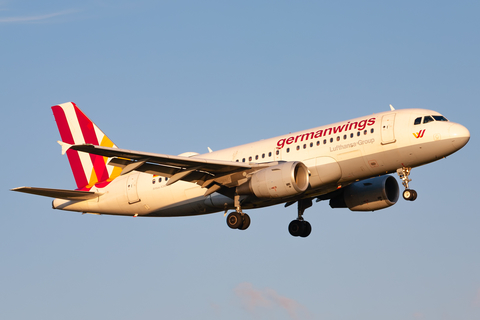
389, 104, 395, 111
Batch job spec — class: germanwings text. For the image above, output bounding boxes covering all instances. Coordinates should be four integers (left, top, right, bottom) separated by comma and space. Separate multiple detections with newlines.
276, 118, 376, 149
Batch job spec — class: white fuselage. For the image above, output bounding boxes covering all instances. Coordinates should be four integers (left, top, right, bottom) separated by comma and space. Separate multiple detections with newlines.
52, 108, 470, 217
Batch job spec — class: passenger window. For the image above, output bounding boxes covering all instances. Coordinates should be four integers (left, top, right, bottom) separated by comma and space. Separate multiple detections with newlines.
323, 139, 327, 144
414, 117, 422, 125
152, 179, 156, 184
165, 177, 168, 181
303, 144, 307, 149
423, 116, 434, 124
310, 142, 313, 148
242, 158, 245, 162
296, 146, 300, 151
269, 152, 272, 157
249, 156, 252, 161
371, 128, 374, 133
357, 131, 360, 137
316, 141, 320, 146
350, 133, 354, 138
364, 130, 367, 135
236, 159, 239, 162
336, 136, 340, 141
343, 135, 347, 140
255, 155, 258, 160
330, 138, 333, 143
262, 153, 265, 158
286, 148, 290, 153
159, 178, 162, 182
276, 150, 279, 155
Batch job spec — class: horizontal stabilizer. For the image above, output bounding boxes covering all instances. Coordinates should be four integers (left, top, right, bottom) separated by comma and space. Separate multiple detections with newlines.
11, 187, 102, 200
57, 140, 73, 155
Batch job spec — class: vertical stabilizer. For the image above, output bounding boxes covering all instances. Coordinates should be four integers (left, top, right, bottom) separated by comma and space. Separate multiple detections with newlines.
51, 102, 122, 189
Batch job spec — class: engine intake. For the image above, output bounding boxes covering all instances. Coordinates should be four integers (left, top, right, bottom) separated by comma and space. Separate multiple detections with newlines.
237, 161, 309, 199
330, 175, 399, 211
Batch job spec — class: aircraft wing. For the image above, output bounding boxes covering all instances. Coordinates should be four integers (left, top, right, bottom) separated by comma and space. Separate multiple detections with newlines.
11, 187, 102, 200
62, 143, 275, 192
64, 143, 254, 173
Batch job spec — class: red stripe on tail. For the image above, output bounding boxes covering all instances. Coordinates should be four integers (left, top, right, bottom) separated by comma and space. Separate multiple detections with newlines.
52, 105, 89, 189
74, 105, 110, 183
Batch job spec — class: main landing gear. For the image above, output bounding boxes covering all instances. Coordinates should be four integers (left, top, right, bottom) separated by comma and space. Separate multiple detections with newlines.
225, 195, 314, 237
226, 211, 251, 230
288, 198, 312, 238
397, 166, 418, 201
226, 194, 251, 230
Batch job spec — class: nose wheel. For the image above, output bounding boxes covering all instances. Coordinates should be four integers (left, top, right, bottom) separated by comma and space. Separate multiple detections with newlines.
397, 167, 418, 201
403, 189, 417, 201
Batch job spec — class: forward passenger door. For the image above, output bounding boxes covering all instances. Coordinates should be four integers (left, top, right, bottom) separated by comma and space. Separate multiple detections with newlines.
381, 113, 396, 145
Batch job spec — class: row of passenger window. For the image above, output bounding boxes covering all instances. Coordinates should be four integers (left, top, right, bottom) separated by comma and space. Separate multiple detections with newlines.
236, 152, 274, 163
414, 115, 448, 125
152, 177, 169, 184
236, 128, 375, 163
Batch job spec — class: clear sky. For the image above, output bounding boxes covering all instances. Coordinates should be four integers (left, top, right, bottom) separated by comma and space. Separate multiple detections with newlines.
1, 1, 479, 319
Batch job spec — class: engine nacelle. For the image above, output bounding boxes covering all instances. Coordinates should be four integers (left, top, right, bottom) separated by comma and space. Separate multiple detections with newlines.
329, 175, 399, 211
237, 161, 310, 199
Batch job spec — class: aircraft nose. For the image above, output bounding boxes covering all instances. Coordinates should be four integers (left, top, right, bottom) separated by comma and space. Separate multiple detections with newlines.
449, 123, 470, 150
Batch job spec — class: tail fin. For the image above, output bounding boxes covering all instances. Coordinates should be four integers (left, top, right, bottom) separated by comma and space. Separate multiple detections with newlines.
52, 102, 122, 189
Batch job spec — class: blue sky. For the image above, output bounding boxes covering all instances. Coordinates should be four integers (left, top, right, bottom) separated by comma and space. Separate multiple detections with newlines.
1, 1, 479, 319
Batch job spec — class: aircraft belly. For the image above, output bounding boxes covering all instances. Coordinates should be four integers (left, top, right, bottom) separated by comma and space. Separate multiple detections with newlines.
147, 196, 219, 217
205, 193, 234, 209
141, 179, 219, 217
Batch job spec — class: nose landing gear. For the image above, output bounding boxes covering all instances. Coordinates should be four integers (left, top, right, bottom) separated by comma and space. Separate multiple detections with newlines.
397, 167, 417, 201
402, 189, 417, 201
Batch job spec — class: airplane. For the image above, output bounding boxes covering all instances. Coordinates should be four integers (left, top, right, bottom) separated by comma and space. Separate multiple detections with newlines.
12, 102, 470, 237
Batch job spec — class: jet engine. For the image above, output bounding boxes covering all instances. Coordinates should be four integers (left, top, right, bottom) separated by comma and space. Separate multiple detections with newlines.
329, 175, 399, 211
237, 161, 309, 199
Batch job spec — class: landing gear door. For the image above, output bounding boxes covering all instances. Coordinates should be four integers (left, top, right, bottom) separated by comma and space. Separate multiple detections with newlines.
126, 173, 141, 204
381, 113, 396, 145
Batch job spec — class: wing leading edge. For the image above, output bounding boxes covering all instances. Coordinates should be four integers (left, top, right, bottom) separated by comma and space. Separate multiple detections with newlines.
60, 143, 277, 192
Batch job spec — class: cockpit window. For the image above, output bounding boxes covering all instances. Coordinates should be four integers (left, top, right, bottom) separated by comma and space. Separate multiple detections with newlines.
415, 115, 449, 125
433, 115, 448, 122
423, 116, 435, 124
